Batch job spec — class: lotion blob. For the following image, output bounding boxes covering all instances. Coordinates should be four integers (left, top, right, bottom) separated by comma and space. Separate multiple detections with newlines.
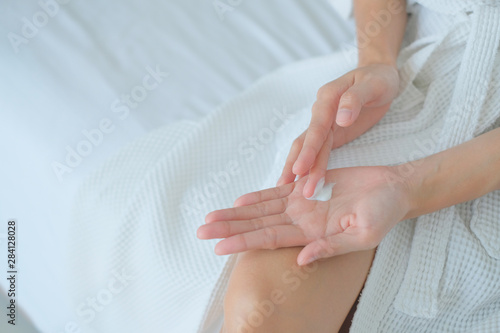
306, 177, 335, 201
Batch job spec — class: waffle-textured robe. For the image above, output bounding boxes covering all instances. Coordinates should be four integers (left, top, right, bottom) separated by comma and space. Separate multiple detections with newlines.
69, 1, 500, 332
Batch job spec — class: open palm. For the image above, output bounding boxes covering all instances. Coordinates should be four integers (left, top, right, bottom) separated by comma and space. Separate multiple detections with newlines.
197, 166, 411, 265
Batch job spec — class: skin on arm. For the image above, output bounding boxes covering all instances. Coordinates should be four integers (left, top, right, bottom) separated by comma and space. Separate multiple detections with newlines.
355, 0, 407, 68
402, 126, 500, 219
278, 0, 408, 198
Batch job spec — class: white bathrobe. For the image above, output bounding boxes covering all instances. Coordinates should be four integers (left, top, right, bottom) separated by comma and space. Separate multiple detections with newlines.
69, 1, 500, 332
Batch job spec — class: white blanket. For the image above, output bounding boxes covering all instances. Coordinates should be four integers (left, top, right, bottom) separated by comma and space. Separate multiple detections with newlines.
69, 1, 500, 332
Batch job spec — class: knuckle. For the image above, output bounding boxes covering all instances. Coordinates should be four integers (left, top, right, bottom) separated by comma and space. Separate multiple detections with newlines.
316, 86, 331, 101
367, 81, 387, 98
223, 221, 232, 236
250, 217, 264, 230
308, 125, 328, 143
229, 207, 238, 218
340, 90, 357, 104
278, 198, 287, 211
263, 227, 279, 249
368, 76, 386, 89
280, 213, 291, 224
257, 190, 263, 203
325, 241, 339, 256
292, 137, 303, 149
318, 238, 335, 255
256, 203, 267, 216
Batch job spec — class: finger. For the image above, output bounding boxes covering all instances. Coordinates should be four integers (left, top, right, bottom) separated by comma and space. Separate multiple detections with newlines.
205, 197, 287, 223
331, 123, 348, 149
233, 183, 294, 207
214, 225, 306, 255
296, 171, 309, 180
297, 230, 364, 266
293, 100, 336, 176
336, 81, 380, 127
197, 213, 291, 239
277, 133, 306, 186
303, 129, 334, 198
293, 78, 351, 175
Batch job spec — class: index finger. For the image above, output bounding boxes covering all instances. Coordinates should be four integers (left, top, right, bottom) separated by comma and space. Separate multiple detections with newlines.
293, 77, 350, 176
214, 225, 306, 254
233, 182, 295, 207
205, 197, 287, 223
292, 99, 336, 176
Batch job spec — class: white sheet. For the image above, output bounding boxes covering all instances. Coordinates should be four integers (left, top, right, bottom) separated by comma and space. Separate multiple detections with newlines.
0, 1, 353, 331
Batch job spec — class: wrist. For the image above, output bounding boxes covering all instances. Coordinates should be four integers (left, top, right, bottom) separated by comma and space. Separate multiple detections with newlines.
357, 56, 398, 69
388, 162, 428, 221
392, 155, 451, 221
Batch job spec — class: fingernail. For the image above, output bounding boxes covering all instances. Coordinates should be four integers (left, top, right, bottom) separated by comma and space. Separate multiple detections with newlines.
299, 256, 315, 266
336, 108, 352, 124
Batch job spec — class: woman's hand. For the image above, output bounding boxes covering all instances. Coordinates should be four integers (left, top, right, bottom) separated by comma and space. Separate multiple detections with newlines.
277, 64, 400, 198
197, 165, 411, 266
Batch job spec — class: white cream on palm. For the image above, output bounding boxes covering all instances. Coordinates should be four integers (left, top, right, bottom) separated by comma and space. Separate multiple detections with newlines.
306, 177, 335, 201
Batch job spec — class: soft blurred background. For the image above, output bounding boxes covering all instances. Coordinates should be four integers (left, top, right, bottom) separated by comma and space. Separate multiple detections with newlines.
0, 1, 354, 331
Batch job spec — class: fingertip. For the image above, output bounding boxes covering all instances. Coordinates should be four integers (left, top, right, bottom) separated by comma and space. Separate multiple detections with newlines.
297, 245, 315, 266
205, 212, 218, 224
293, 150, 308, 175
336, 119, 354, 128
336, 108, 353, 127
291, 160, 302, 175
196, 225, 207, 239
294, 146, 318, 175
233, 193, 252, 207
292, 157, 310, 176
214, 241, 229, 256
302, 181, 314, 198
306, 174, 323, 198
297, 254, 315, 266
276, 176, 288, 187
336, 121, 352, 128
276, 177, 283, 187
214, 242, 222, 255
277, 173, 296, 187
233, 197, 243, 207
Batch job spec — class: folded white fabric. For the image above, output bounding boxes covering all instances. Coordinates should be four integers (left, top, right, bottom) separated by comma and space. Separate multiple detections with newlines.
327, 0, 353, 21
68, 1, 500, 332
68, 53, 353, 333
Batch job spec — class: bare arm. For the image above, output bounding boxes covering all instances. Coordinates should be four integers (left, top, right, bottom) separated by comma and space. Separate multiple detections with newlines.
402, 126, 500, 219
279, 0, 408, 197
354, 0, 407, 67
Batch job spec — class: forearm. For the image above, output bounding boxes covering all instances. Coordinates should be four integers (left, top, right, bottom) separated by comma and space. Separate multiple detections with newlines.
398, 126, 500, 220
354, 0, 407, 67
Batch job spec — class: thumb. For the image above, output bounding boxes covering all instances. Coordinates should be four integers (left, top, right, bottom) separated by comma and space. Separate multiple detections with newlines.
297, 232, 361, 266
336, 81, 379, 127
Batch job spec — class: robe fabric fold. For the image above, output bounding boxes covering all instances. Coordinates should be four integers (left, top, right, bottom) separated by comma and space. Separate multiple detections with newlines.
68, 1, 500, 332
